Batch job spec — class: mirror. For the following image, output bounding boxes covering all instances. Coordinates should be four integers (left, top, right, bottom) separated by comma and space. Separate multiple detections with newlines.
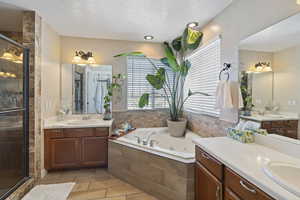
61, 64, 112, 114
238, 13, 300, 139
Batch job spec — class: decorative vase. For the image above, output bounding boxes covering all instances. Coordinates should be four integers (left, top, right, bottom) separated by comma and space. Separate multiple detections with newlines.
103, 107, 112, 120
167, 118, 187, 137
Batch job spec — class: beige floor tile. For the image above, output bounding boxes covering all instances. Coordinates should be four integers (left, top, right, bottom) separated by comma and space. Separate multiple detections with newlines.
96, 196, 126, 200
72, 182, 90, 192
68, 190, 106, 200
106, 184, 141, 197
126, 192, 158, 200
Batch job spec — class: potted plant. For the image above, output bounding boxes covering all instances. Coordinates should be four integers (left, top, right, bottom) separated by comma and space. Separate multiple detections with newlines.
240, 71, 254, 116
114, 26, 208, 137
103, 74, 125, 120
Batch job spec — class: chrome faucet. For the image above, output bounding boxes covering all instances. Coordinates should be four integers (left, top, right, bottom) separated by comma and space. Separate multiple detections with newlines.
142, 132, 156, 146
149, 139, 158, 147
134, 136, 141, 144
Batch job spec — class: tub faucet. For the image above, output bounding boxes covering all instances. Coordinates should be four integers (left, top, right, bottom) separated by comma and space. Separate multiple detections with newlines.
134, 136, 141, 144
149, 139, 158, 147
142, 132, 156, 145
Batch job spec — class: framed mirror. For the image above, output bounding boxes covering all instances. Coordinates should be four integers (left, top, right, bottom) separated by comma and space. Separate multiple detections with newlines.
238, 13, 300, 139
61, 64, 112, 114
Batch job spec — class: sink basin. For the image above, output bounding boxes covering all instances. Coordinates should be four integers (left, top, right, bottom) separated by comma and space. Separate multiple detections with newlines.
263, 161, 300, 197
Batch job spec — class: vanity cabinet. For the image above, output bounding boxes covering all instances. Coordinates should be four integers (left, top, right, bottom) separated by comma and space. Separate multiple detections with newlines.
44, 127, 109, 170
195, 146, 274, 200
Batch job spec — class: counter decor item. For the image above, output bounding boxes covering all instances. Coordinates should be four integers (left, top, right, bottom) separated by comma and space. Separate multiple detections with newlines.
226, 128, 255, 143
114, 24, 209, 137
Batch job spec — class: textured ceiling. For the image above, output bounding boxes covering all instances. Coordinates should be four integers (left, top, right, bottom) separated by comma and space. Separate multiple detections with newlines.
0, 0, 232, 42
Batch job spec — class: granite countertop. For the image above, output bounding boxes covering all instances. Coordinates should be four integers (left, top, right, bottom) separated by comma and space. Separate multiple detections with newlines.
193, 137, 300, 200
241, 114, 299, 122
44, 118, 114, 129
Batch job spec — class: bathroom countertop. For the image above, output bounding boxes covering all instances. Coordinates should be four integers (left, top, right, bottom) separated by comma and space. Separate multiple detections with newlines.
193, 137, 300, 200
241, 114, 299, 122
44, 118, 114, 129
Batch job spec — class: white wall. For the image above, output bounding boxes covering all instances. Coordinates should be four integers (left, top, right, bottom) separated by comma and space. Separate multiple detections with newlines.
41, 21, 61, 118
273, 45, 300, 113
40, 20, 61, 176
197, 0, 300, 123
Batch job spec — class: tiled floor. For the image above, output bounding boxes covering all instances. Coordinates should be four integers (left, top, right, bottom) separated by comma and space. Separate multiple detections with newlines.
39, 168, 158, 200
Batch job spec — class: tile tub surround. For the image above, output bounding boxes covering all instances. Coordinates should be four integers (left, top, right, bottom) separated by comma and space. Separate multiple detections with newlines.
193, 136, 300, 200
112, 109, 169, 128
108, 141, 195, 200
185, 111, 234, 137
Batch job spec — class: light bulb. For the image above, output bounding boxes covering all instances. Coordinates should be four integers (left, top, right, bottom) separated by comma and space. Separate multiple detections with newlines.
2, 52, 13, 60
297, 0, 300, 5
256, 66, 263, 72
72, 55, 81, 63
87, 56, 96, 64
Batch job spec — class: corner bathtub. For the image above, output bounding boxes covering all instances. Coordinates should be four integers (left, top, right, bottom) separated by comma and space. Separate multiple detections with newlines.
108, 127, 200, 200
112, 127, 198, 163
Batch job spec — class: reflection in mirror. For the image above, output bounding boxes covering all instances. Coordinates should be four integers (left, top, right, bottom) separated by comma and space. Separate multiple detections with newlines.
61, 64, 112, 114
239, 13, 300, 139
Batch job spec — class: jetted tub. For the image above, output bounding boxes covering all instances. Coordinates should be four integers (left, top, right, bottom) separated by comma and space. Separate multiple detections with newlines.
112, 127, 199, 163
108, 127, 200, 200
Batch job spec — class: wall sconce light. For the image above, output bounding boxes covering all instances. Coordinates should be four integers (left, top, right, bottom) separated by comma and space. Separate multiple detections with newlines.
72, 51, 97, 65
297, 0, 300, 5
0, 48, 23, 64
246, 62, 272, 73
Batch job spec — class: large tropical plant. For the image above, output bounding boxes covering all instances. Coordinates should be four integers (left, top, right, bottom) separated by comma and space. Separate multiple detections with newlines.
114, 27, 209, 121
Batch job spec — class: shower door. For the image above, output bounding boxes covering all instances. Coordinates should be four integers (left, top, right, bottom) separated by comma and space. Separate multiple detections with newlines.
0, 34, 29, 199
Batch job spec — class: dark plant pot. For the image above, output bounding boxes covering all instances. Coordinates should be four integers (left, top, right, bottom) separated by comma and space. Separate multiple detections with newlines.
167, 119, 187, 137
243, 110, 251, 116
103, 108, 112, 120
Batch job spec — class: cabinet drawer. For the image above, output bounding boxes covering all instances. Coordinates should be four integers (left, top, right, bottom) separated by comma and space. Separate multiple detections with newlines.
225, 167, 274, 200
64, 128, 94, 137
45, 129, 63, 138
196, 146, 223, 180
94, 128, 109, 137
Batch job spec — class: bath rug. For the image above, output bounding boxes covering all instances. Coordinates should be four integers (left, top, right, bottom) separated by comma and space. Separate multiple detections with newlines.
22, 182, 75, 200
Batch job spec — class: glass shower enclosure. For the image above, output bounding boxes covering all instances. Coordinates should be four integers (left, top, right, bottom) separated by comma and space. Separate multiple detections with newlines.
0, 34, 29, 199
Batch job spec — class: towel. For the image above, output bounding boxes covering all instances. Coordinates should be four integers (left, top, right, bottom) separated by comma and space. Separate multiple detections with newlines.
216, 81, 244, 123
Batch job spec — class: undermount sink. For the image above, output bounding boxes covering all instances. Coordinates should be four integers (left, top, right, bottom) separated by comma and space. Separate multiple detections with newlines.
263, 161, 300, 197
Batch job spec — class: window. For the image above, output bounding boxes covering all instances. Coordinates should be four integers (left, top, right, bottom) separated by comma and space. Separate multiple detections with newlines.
184, 38, 221, 116
127, 56, 175, 110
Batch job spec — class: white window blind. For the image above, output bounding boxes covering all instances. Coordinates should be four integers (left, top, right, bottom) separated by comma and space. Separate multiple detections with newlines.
184, 38, 221, 116
127, 56, 175, 110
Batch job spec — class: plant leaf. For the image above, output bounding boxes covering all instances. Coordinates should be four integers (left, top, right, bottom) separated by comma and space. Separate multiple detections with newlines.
182, 28, 203, 51
163, 42, 180, 72
160, 57, 170, 67
171, 37, 182, 52
114, 51, 145, 57
139, 93, 150, 108
146, 68, 166, 90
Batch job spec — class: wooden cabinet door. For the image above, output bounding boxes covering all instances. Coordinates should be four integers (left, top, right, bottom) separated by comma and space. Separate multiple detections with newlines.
225, 188, 241, 200
196, 162, 222, 200
81, 137, 107, 167
49, 138, 81, 169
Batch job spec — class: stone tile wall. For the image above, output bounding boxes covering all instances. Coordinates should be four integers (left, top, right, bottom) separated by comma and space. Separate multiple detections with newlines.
23, 10, 42, 180
185, 111, 234, 137
108, 141, 195, 200
112, 109, 169, 129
